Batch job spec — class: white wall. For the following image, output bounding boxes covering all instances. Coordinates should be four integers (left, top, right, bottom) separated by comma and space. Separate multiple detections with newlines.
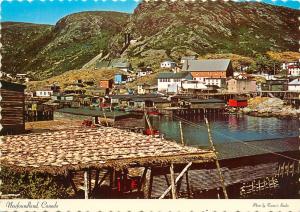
36, 90, 53, 97
288, 85, 300, 91
160, 61, 176, 68
288, 68, 300, 76
158, 78, 182, 92
137, 85, 145, 94
192, 77, 223, 87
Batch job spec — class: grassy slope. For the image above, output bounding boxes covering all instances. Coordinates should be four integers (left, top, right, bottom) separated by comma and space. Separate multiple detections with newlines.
26, 68, 125, 90
2, 11, 129, 80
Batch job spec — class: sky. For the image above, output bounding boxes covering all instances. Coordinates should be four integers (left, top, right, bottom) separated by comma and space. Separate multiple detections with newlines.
1, 0, 299, 25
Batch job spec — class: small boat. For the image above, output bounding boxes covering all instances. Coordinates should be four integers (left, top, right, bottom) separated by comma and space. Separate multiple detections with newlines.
147, 110, 161, 116
144, 128, 160, 136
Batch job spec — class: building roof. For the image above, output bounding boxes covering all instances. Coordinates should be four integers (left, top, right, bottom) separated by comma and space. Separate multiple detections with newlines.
0, 80, 26, 92
157, 72, 192, 79
0, 127, 214, 174
110, 94, 164, 100
188, 98, 226, 103
182, 59, 231, 72
181, 56, 196, 60
289, 78, 300, 85
161, 60, 175, 63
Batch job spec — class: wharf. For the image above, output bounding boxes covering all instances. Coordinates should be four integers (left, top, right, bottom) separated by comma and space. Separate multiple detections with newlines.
57, 107, 142, 120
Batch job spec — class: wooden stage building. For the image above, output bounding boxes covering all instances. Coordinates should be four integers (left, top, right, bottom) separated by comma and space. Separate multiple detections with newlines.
0, 80, 26, 135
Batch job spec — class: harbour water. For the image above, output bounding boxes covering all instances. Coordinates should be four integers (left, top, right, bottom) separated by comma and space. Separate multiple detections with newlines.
150, 114, 299, 147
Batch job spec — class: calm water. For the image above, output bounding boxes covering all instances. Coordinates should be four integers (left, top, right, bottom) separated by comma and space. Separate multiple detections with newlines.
150, 114, 299, 147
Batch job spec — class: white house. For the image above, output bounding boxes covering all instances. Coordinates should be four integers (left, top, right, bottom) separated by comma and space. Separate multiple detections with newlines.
137, 83, 150, 95
157, 72, 193, 93
181, 80, 207, 90
288, 78, 300, 91
282, 60, 300, 76
136, 67, 152, 78
160, 60, 176, 69
252, 73, 277, 80
35, 89, 53, 97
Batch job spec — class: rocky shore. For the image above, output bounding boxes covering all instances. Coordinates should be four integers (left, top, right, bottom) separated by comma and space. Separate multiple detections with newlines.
241, 97, 300, 119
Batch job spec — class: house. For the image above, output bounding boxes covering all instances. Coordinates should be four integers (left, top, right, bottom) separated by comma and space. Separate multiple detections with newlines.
16, 73, 29, 82
144, 85, 158, 94
136, 67, 153, 78
187, 98, 226, 109
114, 73, 128, 85
126, 75, 135, 82
0, 80, 26, 135
144, 98, 171, 109
252, 73, 277, 81
36, 90, 53, 97
35, 87, 53, 97
63, 84, 85, 95
261, 79, 288, 91
181, 80, 207, 90
233, 72, 254, 80
99, 78, 113, 89
288, 78, 300, 91
227, 79, 257, 93
160, 60, 176, 69
180, 56, 196, 64
182, 59, 234, 88
282, 60, 300, 76
228, 98, 248, 107
137, 83, 151, 95
85, 86, 108, 96
157, 72, 193, 93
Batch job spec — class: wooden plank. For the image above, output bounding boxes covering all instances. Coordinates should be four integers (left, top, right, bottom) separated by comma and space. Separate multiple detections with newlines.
282, 162, 285, 178
138, 167, 148, 193
204, 117, 228, 199
179, 121, 184, 146
88, 170, 92, 195
68, 172, 78, 194
143, 168, 152, 198
110, 168, 116, 189
170, 163, 176, 199
84, 171, 89, 199
147, 171, 154, 199
159, 162, 192, 199
186, 171, 191, 198
164, 174, 170, 187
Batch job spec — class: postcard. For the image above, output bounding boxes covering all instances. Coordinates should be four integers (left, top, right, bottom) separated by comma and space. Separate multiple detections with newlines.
0, 0, 299, 211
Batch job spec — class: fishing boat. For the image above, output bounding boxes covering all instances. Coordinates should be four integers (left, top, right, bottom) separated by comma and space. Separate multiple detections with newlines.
147, 109, 161, 116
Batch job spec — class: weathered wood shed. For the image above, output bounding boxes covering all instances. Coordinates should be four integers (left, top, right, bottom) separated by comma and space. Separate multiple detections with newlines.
0, 80, 26, 135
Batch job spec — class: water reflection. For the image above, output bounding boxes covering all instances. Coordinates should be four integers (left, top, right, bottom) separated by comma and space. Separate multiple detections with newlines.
150, 114, 299, 147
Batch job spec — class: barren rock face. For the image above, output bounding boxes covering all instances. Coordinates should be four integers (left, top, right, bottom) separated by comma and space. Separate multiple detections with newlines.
1, 1, 299, 80
118, 0, 299, 58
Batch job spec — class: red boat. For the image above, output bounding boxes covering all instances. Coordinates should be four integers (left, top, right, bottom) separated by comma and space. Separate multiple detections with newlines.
144, 128, 160, 136
147, 110, 161, 116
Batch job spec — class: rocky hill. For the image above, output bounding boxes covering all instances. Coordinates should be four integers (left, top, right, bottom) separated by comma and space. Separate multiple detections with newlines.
1, 11, 129, 79
1, 1, 299, 79
115, 1, 299, 63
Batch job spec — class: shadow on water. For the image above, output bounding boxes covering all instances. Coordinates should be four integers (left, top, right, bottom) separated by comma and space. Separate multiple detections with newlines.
150, 113, 300, 199
150, 113, 299, 147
